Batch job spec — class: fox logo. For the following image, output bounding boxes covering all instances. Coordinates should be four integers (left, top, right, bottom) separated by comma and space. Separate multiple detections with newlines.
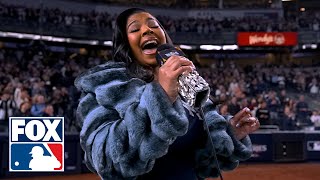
9, 117, 64, 172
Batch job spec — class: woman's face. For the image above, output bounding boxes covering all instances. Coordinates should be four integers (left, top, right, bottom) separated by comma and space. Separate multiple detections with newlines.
126, 12, 166, 67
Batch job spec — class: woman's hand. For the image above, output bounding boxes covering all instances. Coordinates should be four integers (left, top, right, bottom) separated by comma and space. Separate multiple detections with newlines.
156, 56, 194, 103
229, 107, 260, 140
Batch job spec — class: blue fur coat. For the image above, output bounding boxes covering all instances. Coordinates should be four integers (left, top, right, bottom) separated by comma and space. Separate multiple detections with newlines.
75, 61, 252, 180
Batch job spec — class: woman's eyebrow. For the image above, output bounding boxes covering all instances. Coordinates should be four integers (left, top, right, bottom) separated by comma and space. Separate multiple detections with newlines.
146, 17, 156, 23
127, 17, 156, 29
127, 20, 138, 29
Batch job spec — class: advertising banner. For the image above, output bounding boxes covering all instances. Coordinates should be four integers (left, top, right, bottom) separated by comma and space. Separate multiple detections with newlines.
237, 32, 298, 46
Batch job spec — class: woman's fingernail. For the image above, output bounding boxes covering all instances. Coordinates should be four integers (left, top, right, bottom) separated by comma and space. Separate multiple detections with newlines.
236, 123, 240, 127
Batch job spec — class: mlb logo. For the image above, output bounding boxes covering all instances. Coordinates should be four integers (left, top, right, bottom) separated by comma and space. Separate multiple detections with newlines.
9, 117, 64, 172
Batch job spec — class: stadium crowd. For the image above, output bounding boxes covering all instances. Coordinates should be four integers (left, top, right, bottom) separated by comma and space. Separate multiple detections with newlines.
0, 1, 319, 35
198, 60, 320, 131
74, 0, 277, 9
0, 46, 320, 133
0, 46, 105, 133
0, 0, 320, 133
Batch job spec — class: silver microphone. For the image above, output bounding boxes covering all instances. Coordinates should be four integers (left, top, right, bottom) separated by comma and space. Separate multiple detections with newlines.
156, 44, 210, 108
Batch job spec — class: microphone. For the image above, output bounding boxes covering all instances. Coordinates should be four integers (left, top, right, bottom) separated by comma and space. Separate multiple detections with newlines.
156, 44, 210, 108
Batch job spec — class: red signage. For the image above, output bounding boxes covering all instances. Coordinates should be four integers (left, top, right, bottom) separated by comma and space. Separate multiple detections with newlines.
237, 32, 298, 46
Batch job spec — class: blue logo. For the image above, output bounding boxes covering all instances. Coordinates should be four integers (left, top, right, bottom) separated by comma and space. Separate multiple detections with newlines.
9, 117, 64, 172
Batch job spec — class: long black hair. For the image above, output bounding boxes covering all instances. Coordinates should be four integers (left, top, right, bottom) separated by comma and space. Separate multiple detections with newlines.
112, 8, 173, 82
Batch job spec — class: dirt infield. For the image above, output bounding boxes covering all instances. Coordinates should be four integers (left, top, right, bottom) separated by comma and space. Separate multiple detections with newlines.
10, 163, 320, 180
222, 162, 320, 180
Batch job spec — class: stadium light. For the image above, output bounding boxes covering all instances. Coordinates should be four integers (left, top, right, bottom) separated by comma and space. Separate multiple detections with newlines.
222, 45, 238, 50
0, 31, 101, 45
103, 41, 113, 46
179, 45, 193, 50
200, 45, 222, 50
33, 35, 41, 40
302, 44, 318, 49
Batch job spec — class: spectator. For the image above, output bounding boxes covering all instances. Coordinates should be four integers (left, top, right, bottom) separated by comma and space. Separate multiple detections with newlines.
0, 90, 17, 132
280, 105, 297, 130
309, 77, 319, 96
219, 103, 229, 116
228, 78, 239, 96
295, 95, 311, 127
228, 96, 241, 116
240, 98, 249, 110
14, 101, 32, 117
310, 110, 320, 130
279, 89, 288, 107
256, 100, 271, 125
266, 90, 281, 122
248, 97, 258, 117
14, 86, 31, 108
31, 94, 46, 117
43, 104, 55, 117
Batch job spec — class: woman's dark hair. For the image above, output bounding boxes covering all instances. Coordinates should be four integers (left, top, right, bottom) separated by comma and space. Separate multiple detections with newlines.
112, 8, 173, 82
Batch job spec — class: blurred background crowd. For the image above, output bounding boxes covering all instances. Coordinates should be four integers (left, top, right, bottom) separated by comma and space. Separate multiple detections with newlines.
0, 0, 320, 134
0, 0, 320, 34
0, 47, 319, 133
